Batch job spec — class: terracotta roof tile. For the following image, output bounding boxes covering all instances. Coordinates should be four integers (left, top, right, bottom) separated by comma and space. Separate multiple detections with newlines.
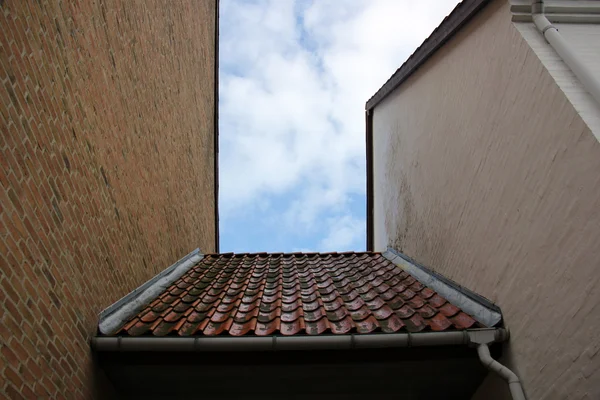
112, 252, 483, 337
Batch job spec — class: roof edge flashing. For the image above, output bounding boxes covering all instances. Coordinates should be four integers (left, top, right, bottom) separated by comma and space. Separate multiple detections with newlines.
382, 248, 502, 328
98, 248, 203, 335
365, 0, 492, 111
91, 328, 507, 352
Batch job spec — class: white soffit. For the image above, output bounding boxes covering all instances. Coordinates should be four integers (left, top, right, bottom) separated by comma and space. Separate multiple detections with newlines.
511, 1, 600, 23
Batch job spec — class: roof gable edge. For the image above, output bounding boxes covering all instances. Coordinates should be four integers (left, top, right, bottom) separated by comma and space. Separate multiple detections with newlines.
365, 0, 492, 111
98, 248, 203, 335
383, 248, 502, 327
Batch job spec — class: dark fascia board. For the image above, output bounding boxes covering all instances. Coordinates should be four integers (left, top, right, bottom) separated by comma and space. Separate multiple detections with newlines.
365, 110, 374, 251
213, 0, 220, 253
365, 0, 493, 111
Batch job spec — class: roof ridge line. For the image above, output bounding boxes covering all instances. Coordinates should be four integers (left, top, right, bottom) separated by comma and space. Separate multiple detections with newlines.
203, 251, 380, 257
98, 248, 203, 335
382, 248, 502, 327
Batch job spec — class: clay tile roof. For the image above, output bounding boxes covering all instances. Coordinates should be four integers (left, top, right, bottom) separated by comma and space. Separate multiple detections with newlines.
113, 252, 484, 337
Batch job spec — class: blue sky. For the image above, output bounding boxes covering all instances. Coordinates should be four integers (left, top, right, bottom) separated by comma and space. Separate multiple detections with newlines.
218, 0, 460, 253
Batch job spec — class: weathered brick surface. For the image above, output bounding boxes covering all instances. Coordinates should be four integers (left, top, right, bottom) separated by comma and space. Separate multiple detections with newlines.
0, 0, 216, 397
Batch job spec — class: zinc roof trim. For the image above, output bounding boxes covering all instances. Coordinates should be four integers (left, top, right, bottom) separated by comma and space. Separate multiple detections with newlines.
99, 249, 204, 335
382, 248, 502, 327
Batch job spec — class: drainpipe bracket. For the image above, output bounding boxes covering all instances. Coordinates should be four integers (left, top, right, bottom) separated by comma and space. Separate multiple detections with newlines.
540, 21, 557, 35
531, 1, 543, 15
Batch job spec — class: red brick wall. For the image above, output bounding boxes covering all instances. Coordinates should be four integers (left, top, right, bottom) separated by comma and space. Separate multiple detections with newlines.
0, 0, 217, 397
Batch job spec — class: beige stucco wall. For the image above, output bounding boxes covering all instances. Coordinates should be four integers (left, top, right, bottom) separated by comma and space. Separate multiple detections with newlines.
372, 1, 600, 399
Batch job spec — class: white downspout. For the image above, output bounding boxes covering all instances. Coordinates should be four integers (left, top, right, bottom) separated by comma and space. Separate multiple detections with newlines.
531, 0, 600, 107
477, 344, 526, 400
468, 330, 526, 400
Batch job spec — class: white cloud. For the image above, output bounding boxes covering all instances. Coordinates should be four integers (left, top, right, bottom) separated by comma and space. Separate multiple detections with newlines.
219, 0, 460, 250
319, 215, 366, 252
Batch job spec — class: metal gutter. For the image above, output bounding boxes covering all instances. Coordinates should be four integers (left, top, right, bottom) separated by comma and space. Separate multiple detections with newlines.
513, 12, 600, 23
91, 327, 508, 352
98, 249, 203, 335
531, 0, 600, 108
383, 248, 502, 328
213, 0, 220, 253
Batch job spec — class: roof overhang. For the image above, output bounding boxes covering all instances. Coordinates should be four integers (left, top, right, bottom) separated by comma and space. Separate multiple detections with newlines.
93, 329, 507, 398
